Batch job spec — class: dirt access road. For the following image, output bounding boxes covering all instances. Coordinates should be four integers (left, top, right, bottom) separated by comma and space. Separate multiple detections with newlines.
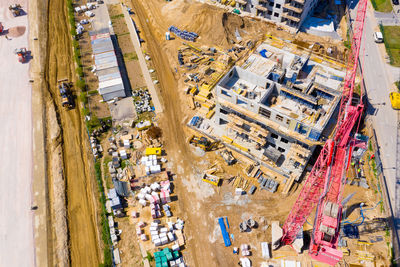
0, 1, 34, 266
129, 0, 249, 266
43, 0, 101, 265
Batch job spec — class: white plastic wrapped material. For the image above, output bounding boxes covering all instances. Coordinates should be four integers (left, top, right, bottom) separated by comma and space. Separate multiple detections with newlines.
239, 257, 251, 267
172, 244, 180, 251
138, 199, 147, 206
154, 239, 162, 246
161, 236, 168, 245
151, 234, 159, 241
150, 222, 159, 227
136, 228, 142, 235
175, 223, 183, 230
145, 194, 153, 202
145, 160, 153, 167
141, 156, 148, 163
140, 234, 148, 241
149, 226, 158, 232
137, 221, 145, 228
241, 250, 250, 256
150, 165, 161, 174
159, 227, 168, 233
144, 186, 152, 194
240, 244, 249, 250
150, 230, 158, 236
159, 232, 167, 239
151, 192, 160, 203
131, 211, 138, 218
168, 232, 175, 241
150, 182, 161, 191
152, 159, 157, 166
137, 193, 145, 200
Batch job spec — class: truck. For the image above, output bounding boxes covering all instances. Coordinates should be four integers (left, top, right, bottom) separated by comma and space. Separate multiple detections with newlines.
188, 134, 220, 151
9, 4, 22, 17
58, 79, 74, 108
219, 149, 236, 165
14, 48, 27, 63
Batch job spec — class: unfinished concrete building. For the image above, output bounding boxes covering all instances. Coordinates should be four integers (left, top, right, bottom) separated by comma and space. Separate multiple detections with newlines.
216, 0, 319, 29
211, 43, 345, 181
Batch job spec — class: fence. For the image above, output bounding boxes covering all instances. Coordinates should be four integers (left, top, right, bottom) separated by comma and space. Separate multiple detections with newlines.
366, 118, 400, 263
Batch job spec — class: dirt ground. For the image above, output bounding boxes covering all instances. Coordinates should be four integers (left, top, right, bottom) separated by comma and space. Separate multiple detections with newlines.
126, 0, 390, 266
42, 0, 101, 265
109, 4, 146, 90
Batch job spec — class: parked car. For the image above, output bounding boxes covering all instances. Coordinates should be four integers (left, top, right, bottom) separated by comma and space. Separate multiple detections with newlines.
373, 31, 383, 43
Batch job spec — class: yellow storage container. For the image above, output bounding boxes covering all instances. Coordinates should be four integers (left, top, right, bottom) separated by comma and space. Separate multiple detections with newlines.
145, 147, 162, 156
390, 92, 400, 109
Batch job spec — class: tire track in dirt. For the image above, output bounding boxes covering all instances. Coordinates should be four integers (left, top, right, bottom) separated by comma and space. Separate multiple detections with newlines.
130, 1, 218, 266
43, 0, 101, 265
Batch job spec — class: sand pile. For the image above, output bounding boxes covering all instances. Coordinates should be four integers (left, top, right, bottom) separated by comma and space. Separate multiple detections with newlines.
8, 26, 26, 37
162, 0, 268, 47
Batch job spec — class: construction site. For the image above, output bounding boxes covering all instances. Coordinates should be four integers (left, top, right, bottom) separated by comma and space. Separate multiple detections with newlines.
11, 0, 395, 266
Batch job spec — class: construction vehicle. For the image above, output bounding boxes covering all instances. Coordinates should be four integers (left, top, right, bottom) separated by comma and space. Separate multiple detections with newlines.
390, 91, 400, 109
188, 134, 220, 151
58, 79, 74, 108
14, 48, 27, 63
279, 0, 368, 266
202, 174, 220, 186
219, 149, 236, 165
9, 4, 22, 17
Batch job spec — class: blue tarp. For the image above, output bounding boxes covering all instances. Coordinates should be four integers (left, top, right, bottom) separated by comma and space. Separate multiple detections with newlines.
259, 49, 268, 58
218, 217, 231, 247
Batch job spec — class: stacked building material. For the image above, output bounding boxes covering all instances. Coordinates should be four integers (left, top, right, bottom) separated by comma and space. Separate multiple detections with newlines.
168, 25, 198, 42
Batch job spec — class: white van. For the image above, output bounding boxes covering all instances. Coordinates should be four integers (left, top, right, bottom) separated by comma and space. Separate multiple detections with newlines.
374, 32, 383, 43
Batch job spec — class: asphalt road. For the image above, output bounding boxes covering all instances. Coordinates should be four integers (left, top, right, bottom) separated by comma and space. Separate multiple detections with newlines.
0, 1, 35, 266
362, 11, 397, 201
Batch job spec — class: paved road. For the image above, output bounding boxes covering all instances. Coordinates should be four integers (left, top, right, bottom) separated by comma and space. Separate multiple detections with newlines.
375, 11, 400, 25
349, 1, 400, 259
0, 1, 35, 266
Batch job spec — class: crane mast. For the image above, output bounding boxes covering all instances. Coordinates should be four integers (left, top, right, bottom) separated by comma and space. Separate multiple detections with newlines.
280, 0, 368, 265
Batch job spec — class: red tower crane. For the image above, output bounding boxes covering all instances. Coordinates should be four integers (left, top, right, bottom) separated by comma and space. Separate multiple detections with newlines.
280, 0, 368, 265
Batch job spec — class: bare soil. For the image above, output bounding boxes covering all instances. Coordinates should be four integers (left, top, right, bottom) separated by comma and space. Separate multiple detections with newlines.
126, 0, 389, 266
42, 0, 102, 265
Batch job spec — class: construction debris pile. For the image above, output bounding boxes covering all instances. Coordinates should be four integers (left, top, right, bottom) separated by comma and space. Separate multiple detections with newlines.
133, 88, 154, 114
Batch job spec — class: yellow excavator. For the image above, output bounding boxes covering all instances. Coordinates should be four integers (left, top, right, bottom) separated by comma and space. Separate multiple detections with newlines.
188, 135, 220, 151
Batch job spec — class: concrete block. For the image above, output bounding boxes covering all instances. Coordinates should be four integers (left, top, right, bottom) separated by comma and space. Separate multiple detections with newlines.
271, 221, 282, 250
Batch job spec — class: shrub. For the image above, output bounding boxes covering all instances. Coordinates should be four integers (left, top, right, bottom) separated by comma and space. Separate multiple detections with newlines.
79, 92, 88, 105
76, 66, 83, 78
76, 79, 86, 91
